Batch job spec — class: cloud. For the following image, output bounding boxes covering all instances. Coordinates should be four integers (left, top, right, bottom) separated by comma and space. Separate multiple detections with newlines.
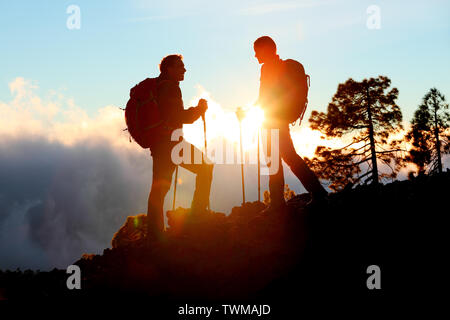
0, 77, 135, 148
126, 13, 192, 23
0, 136, 154, 269
239, 0, 335, 16
0, 78, 154, 270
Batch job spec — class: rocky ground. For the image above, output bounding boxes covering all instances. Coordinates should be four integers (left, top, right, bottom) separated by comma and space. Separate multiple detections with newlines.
1, 172, 447, 312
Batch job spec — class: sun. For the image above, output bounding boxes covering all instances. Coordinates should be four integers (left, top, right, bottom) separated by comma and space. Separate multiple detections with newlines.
184, 88, 265, 153
240, 105, 265, 150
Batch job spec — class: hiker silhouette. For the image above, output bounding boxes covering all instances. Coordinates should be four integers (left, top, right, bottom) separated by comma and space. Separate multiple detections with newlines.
254, 36, 327, 211
146, 54, 213, 238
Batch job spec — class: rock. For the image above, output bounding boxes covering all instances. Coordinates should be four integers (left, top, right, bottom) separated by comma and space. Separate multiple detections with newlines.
111, 213, 148, 249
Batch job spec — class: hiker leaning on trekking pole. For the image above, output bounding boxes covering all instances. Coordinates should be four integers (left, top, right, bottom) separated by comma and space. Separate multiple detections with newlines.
253, 36, 328, 213
125, 54, 213, 240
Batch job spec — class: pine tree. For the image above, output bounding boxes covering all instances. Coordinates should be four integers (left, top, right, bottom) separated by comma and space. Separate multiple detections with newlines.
406, 88, 450, 174
307, 76, 404, 191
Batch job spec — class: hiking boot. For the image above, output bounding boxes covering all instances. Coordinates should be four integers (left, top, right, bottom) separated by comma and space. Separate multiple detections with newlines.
187, 207, 212, 225
190, 207, 210, 217
146, 226, 166, 246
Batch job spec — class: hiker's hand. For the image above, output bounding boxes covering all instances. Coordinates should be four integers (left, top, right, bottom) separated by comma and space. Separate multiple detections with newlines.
197, 99, 208, 115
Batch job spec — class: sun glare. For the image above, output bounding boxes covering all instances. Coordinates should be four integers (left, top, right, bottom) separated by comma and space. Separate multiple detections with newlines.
183, 87, 344, 160
184, 88, 266, 153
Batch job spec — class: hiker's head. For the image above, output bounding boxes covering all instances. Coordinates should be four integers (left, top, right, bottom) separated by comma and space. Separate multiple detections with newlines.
159, 54, 186, 81
253, 36, 277, 64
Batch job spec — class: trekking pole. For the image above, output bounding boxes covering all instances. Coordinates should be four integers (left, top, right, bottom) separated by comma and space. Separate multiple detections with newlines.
202, 113, 210, 211
257, 127, 261, 203
172, 165, 178, 211
202, 114, 208, 160
236, 107, 246, 205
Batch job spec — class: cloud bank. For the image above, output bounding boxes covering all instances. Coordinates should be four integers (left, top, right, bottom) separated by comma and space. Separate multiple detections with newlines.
0, 78, 155, 270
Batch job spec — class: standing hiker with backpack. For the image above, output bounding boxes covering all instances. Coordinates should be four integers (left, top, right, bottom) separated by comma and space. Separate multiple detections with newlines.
125, 54, 213, 239
253, 36, 327, 212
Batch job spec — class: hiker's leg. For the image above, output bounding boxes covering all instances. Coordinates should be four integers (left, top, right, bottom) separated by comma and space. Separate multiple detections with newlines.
279, 125, 327, 197
179, 142, 214, 212
147, 147, 175, 234
262, 127, 285, 207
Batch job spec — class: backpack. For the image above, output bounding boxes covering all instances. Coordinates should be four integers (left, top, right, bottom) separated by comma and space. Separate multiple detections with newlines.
280, 59, 310, 124
124, 78, 163, 148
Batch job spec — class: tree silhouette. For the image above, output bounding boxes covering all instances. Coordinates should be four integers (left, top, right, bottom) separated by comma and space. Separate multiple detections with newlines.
307, 76, 404, 191
406, 88, 450, 174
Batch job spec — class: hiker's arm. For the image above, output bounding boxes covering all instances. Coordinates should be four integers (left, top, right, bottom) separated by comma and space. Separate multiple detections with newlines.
178, 106, 203, 124
157, 81, 202, 126
182, 99, 207, 124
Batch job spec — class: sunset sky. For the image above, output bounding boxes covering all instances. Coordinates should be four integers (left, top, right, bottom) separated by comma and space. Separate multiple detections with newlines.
1, 0, 449, 120
0, 0, 449, 270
